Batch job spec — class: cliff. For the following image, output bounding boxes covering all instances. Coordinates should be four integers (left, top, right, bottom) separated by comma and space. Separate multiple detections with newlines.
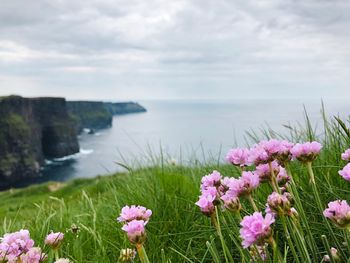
0, 96, 79, 188
104, 102, 146, 115
67, 101, 113, 133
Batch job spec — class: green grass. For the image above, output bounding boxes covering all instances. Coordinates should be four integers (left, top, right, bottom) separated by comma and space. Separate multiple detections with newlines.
1, 108, 350, 262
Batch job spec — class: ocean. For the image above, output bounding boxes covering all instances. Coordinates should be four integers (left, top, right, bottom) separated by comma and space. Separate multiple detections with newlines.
20, 98, 350, 186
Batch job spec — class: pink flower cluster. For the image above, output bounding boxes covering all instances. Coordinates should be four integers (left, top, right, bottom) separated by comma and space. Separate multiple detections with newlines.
323, 200, 350, 228
338, 163, 350, 181
225, 148, 251, 167
45, 232, 64, 249
239, 212, 275, 248
0, 229, 63, 263
118, 205, 152, 244
266, 192, 294, 216
227, 171, 260, 197
341, 149, 350, 162
290, 141, 322, 163
195, 171, 222, 215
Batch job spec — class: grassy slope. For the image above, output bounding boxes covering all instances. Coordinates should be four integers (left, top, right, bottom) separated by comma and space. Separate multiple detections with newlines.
1, 110, 350, 262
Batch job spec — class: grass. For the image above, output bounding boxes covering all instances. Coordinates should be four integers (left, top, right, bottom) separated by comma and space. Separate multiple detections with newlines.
1, 107, 350, 262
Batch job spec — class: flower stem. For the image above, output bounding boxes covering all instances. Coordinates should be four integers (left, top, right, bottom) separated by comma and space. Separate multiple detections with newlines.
269, 162, 280, 193
247, 194, 258, 212
136, 244, 150, 263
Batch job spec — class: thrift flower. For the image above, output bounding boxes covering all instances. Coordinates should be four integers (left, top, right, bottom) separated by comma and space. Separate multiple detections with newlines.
121, 220, 146, 244
248, 144, 269, 165
266, 192, 293, 216
341, 149, 350, 162
20, 247, 46, 263
255, 161, 280, 182
338, 163, 350, 181
323, 200, 350, 228
240, 212, 275, 248
45, 232, 64, 249
196, 189, 217, 216
118, 248, 136, 263
276, 167, 290, 186
117, 205, 152, 223
275, 140, 294, 164
229, 171, 260, 197
200, 170, 222, 191
290, 141, 322, 163
0, 229, 34, 257
225, 148, 251, 167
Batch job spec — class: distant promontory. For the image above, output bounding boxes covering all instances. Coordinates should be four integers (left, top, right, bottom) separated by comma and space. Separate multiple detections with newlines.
0, 95, 146, 188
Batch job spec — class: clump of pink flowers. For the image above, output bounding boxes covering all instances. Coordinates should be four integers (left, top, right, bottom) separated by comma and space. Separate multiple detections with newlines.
118, 205, 152, 245
117, 205, 152, 223
45, 232, 64, 249
338, 163, 350, 181
225, 148, 251, 167
341, 149, 350, 162
239, 212, 275, 248
230, 171, 260, 197
266, 192, 294, 216
0, 229, 64, 263
323, 200, 350, 228
290, 141, 322, 163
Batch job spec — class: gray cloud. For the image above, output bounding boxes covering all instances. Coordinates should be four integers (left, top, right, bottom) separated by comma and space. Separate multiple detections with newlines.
0, 0, 350, 100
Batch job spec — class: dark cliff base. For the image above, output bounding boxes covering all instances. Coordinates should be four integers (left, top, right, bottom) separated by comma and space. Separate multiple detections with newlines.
0, 97, 146, 189
0, 96, 79, 188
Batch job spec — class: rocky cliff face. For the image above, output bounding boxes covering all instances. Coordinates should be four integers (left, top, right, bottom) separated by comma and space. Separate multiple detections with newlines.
67, 101, 113, 133
104, 102, 146, 115
0, 96, 79, 188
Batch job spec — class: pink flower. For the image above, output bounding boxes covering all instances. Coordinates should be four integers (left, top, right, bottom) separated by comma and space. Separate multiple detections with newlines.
117, 205, 152, 223
341, 149, 350, 162
266, 192, 293, 216
225, 148, 251, 167
200, 170, 222, 191
20, 247, 46, 263
229, 172, 260, 197
339, 163, 350, 181
248, 144, 269, 165
255, 161, 280, 182
0, 229, 34, 258
276, 167, 290, 186
290, 141, 322, 162
275, 140, 294, 164
196, 188, 217, 216
239, 212, 275, 248
121, 220, 146, 244
45, 232, 64, 249
323, 200, 350, 228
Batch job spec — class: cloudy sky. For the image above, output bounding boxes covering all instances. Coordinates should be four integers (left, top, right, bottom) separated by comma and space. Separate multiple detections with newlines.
0, 0, 350, 100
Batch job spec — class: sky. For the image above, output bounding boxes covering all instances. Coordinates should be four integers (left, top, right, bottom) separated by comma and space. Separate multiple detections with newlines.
0, 0, 350, 101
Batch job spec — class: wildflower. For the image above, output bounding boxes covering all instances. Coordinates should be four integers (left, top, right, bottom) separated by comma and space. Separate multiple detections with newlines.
290, 141, 322, 163
240, 212, 275, 248
338, 163, 350, 181
229, 171, 260, 197
225, 148, 251, 167
117, 205, 152, 224
0, 229, 34, 258
20, 247, 46, 263
266, 192, 293, 216
121, 220, 147, 244
220, 191, 241, 212
200, 170, 222, 191
275, 140, 294, 164
248, 144, 269, 165
196, 189, 216, 216
276, 167, 291, 186
118, 248, 136, 263
341, 149, 350, 162
323, 200, 350, 228
255, 161, 280, 182
54, 259, 71, 263
45, 232, 64, 249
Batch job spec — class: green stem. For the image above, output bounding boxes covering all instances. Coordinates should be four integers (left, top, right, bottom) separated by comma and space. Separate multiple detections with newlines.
54, 250, 59, 261
247, 194, 258, 212
212, 207, 235, 263
281, 216, 300, 263
269, 162, 280, 193
136, 244, 150, 263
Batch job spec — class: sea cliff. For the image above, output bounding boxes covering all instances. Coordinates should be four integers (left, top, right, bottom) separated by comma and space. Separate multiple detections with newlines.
0, 96, 79, 188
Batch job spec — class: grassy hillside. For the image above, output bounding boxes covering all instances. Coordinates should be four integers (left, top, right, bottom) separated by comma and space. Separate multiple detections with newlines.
1, 110, 350, 262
